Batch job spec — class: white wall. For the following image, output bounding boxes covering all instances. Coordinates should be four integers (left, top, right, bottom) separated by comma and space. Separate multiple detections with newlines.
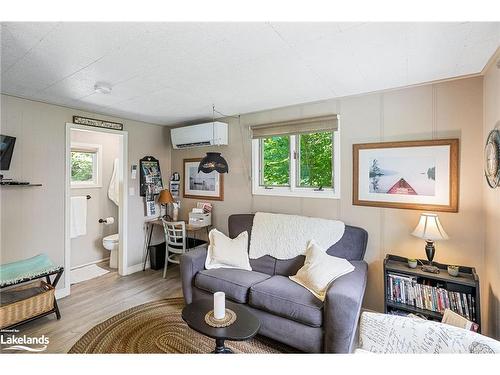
0, 94, 171, 290
70, 129, 120, 268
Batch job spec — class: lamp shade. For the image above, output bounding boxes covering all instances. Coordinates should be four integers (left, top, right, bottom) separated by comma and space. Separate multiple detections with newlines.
198, 152, 229, 174
411, 213, 449, 241
157, 189, 174, 204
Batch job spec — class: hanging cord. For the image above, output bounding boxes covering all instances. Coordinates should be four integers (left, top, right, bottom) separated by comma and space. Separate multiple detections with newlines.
212, 105, 240, 145
212, 104, 216, 145
213, 107, 240, 119
236, 114, 255, 212
212, 106, 253, 209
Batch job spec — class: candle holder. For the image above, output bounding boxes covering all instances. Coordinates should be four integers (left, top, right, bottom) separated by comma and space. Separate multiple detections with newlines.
204, 308, 237, 327
205, 291, 237, 327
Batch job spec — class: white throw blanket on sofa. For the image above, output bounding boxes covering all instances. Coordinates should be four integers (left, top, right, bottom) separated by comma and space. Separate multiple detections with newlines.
248, 212, 345, 259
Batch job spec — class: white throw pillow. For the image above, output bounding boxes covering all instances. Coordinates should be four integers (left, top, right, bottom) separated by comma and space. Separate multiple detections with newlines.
289, 240, 355, 301
205, 229, 252, 271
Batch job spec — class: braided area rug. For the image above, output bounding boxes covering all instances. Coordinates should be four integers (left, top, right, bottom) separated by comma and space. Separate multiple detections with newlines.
69, 298, 296, 354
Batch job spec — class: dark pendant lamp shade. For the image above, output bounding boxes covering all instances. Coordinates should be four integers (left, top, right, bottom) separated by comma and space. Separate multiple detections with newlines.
198, 152, 229, 174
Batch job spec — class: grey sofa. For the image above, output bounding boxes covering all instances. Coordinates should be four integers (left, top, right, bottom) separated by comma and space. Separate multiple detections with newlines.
180, 214, 368, 353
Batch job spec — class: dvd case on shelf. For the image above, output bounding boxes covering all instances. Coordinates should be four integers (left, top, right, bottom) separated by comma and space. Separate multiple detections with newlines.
386, 273, 476, 322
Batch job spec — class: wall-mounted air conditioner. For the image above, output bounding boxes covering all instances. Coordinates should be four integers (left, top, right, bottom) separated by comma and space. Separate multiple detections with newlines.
170, 122, 228, 149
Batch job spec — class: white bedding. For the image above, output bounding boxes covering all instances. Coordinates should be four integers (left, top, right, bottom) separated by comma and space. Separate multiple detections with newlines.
248, 212, 345, 259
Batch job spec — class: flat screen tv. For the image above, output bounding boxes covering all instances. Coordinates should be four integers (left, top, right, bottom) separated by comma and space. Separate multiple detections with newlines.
0, 135, 16, 171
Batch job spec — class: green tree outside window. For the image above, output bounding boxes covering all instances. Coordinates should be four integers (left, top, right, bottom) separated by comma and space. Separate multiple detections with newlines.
71, 151, 94, 182
261, 132, 334, 188
298, 132, 333, 188
262, 136, 290, 186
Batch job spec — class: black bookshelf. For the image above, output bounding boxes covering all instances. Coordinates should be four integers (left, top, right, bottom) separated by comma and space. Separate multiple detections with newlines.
383, 254, 481, 332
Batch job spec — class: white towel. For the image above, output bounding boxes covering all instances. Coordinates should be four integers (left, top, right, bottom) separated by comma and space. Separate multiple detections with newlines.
70, 196, 87, 238
108, 158, 119, 206
249, 212, 345, 259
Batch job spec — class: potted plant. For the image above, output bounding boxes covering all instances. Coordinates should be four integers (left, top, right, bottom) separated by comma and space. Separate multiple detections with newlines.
407, 258, 418, 269
447, 265, 460, 277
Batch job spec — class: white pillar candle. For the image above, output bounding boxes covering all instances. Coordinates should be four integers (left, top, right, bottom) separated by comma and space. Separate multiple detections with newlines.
213, 291, 225, 319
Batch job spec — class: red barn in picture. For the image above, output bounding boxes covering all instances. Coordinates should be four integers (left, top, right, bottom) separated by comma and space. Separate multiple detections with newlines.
387, 178, 418, 195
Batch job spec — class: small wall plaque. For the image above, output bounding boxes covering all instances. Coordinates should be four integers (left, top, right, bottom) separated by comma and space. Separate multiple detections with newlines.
73, 116, 123, 131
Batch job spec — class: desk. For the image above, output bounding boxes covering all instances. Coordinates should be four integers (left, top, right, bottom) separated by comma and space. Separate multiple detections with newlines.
142, 218, 210, 271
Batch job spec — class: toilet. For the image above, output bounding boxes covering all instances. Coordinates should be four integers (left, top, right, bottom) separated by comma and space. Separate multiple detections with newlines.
103, 233, 119, 269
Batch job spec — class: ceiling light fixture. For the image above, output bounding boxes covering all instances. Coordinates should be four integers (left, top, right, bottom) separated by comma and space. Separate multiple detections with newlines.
198, 105, 233, 174
94, 82, 112, 94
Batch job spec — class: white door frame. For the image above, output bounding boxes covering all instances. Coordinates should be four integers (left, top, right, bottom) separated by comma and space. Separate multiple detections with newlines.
62, 123, 128, 298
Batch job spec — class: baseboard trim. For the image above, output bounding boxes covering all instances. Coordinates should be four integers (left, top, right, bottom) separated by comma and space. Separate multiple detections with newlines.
55, 287, 70, 300
71, 257, 110, 270
125, 261, 150, 275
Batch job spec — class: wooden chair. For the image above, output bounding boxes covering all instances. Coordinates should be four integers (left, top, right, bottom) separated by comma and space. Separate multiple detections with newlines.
161, 219, 187, 278
161, 219, 209, 278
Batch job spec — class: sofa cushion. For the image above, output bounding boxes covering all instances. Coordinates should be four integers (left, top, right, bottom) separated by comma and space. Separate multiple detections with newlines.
205, 229, 252, 271
249, 256, 276, 276
326, 225, 368, 261
195, 268, 271, 303
290, 240, 355, 301
249, 275, 324, 328
274, 255, 305, 276
228, 214, 276, 275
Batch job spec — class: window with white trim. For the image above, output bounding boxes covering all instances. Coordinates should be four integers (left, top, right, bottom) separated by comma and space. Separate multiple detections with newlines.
251, 115, 340, 199
71, 143, 102, 188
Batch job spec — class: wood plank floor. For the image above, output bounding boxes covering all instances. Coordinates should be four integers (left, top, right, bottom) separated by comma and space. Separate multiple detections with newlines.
2, 264, 183, 354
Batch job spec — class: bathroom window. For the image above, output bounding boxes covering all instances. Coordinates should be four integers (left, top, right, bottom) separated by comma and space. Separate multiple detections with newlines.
71, 143, 102, 188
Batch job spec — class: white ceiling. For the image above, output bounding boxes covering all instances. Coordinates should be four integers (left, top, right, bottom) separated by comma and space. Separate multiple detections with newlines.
1, 22, 499, 125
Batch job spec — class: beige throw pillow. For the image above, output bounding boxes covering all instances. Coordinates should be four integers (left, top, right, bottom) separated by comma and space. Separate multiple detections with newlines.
289, 240, 355, 301
205, 229, 252, 271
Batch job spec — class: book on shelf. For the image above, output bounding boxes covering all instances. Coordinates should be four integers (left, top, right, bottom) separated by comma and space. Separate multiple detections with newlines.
386, 273, 477, 323
442, 309, 479, 332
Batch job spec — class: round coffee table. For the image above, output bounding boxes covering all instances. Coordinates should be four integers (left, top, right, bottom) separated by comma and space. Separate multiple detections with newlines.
182, 297, 260, 353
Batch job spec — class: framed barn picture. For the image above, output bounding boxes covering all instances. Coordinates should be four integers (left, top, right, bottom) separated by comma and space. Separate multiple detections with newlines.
183, 158, 224, 201
353, 139, 459, 212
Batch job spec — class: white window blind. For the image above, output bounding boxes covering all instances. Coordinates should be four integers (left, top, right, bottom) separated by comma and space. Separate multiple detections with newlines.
250, 115, 338, 139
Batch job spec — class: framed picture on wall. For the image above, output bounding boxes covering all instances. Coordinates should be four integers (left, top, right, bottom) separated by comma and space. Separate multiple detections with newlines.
353, 139, 459, 212
183, 158, 224, 201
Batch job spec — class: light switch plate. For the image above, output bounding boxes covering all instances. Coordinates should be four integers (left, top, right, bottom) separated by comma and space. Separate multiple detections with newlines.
129, 187, 135, 196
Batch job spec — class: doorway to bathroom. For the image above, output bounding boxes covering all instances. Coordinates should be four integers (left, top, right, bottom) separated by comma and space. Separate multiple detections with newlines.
64, 123, 128, 297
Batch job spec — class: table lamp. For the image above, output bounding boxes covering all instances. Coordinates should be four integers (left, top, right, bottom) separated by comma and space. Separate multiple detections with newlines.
158, 189, 178, 221
411, 213, 449, 273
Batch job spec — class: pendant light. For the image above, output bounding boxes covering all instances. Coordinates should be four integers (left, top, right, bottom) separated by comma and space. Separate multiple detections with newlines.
198, 105, 229, 174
